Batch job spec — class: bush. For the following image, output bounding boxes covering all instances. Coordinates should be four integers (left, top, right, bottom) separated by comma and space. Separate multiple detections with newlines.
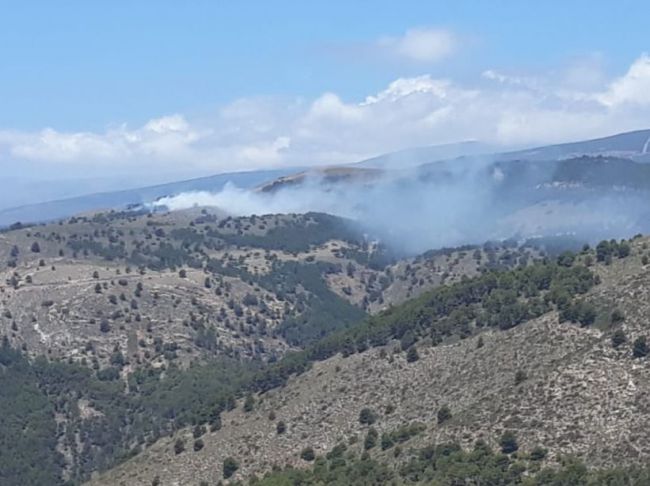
193, 424, 206, 439
193, 439, 204, 452
610, 308, 625, 324
243, 394, 255, 412
514, 370, 527, 385
276, 420, 286, 435
633, 336, 648, 358
364, 428, 378, 450
530, 446, 548, 461
223, 457, 240, 479
499, 431, 518, 454
381, 433, 394, 450
359, 408, 377, 426
437, 405, 452, 424
406, 346, 420, 363
174, 438, 185, 455
99, 319, 111, 333
300, 447, 316, 461
611, 329, 627, 348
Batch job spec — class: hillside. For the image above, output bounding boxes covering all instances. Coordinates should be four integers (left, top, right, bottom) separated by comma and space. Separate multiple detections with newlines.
0, 207, 553, 485
85, 236, 650, 485
0, 209, 539, 369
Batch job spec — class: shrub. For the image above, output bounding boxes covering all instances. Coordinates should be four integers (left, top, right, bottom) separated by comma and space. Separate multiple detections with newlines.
300, 447, 315, 461
530, 446, 548, 461
359, 408, 377, 426
381, 433, 394, 450
276, 420, 286, 435
514, 370, 527, 385
223, 457, 239, 479
99, 319, 111, 333
499, 431, 518, 454
437, 405, 452, 424
174, 438, 185, 455
193, 439, 204, 452
406, 346, 420, 363
243, 394, 255, 412
633, 336, 648, 358
611, 329, 627, 348
610, 308, 625, 324
193, 424, 206, 439
364, 428, 378, 450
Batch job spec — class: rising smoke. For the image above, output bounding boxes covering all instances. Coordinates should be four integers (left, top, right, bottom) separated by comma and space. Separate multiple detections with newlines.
152, 159, 650, 255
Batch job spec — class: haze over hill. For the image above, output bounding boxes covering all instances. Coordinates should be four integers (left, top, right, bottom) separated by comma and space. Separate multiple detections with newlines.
153, 130, 650, 254
5, 130, 650, 256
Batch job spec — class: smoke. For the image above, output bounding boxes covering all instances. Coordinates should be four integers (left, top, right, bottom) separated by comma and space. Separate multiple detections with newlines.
151, 160, 650, 255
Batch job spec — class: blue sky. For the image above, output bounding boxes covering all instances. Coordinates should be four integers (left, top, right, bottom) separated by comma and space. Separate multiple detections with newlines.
2, 0, 647, 130
1, 0, 649, 204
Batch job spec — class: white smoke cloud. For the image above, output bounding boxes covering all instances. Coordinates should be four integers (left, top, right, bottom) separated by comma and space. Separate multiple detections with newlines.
152, 164, 650, 255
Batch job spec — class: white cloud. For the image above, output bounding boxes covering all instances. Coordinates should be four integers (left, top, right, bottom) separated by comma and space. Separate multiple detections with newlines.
596, 53, 650, 107
238, 136, 291, 164
377, 28, 458, 63
2, 54, 650, 177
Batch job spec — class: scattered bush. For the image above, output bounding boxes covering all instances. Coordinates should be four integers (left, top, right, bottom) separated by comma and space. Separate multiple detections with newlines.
223, 457, 239, 479
499, 431, 518, 454
611, 329, 627, 348
633, 336, 648, 358
174, 438, 185, 455
359, 408, 377, 426
437, 405, 452, 424
300, 447, 316, 461
406, 346, 420, 363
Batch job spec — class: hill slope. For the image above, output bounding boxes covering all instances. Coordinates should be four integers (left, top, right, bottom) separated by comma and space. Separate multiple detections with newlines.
86, 237, 650, 485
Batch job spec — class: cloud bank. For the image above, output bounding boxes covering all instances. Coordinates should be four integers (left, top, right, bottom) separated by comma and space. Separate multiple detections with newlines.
2, 54, 650, 178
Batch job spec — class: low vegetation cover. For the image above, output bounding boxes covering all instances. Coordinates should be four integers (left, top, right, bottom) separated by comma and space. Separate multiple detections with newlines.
246, 435, 650, 485
0, 237, 636, 485
253, 255, 600, 391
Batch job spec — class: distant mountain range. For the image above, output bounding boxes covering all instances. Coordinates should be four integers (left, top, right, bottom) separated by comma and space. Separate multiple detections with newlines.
2, 128, 650, 227
0, 168, 298, 227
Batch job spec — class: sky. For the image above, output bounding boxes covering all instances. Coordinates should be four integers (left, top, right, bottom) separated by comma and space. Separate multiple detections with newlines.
1, 0, 650, 194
